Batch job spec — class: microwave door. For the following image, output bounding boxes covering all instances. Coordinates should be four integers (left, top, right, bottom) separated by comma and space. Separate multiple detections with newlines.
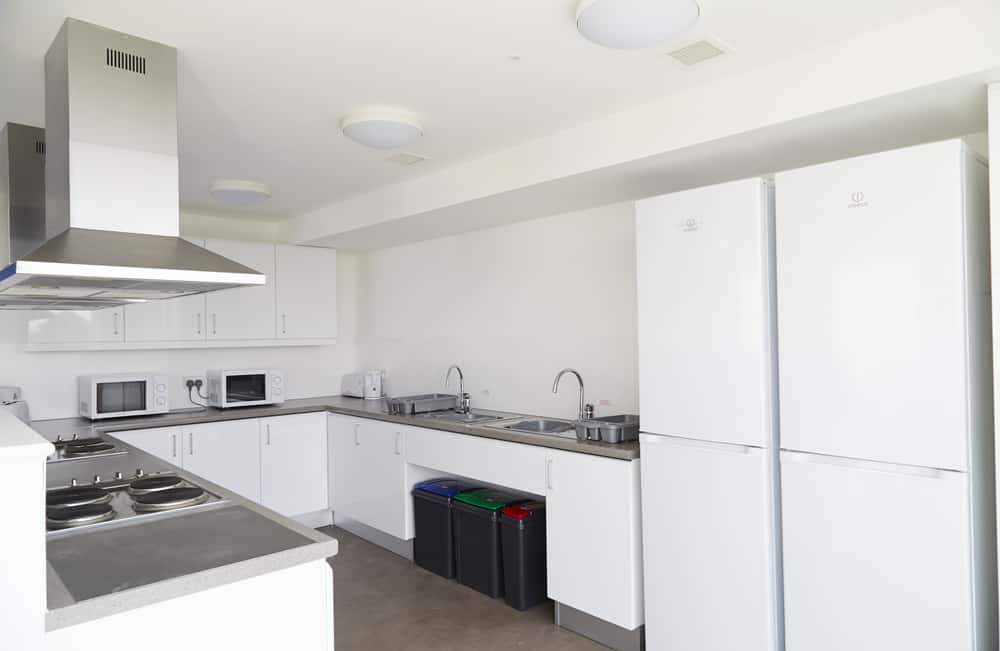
226, 375, 267, 403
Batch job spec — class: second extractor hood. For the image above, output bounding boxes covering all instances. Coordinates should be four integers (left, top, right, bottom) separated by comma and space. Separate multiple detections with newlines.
0, 19, 265, 309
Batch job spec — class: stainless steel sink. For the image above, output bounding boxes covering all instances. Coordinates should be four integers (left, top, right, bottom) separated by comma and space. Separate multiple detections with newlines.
420, 410, 504, 424
498, 418, 575, 434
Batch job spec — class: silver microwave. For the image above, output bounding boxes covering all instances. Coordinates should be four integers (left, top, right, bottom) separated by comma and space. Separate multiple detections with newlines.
79, 373, 169, 420
206, 369, 285, 408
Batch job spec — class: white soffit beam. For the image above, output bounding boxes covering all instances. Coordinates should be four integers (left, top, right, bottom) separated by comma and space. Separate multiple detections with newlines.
287, 0, 1000, 247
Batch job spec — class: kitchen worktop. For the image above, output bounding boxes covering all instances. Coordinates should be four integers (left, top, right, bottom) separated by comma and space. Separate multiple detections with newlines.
32, 396, 641, 461
42, 436, 338, 631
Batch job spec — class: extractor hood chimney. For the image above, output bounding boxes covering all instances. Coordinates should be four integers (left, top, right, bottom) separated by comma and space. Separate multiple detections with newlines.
0, 19, 265, 309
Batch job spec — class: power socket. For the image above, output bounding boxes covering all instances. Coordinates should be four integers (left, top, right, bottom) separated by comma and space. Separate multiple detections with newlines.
183, 376, 205, 391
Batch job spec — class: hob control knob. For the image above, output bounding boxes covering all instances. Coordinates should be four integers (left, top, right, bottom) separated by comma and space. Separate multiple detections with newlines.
115, 472, 123, 480
93, 475, 101, 484
70, 478, 78, 487
72, 433, 79, 440
135, 468, 144, 477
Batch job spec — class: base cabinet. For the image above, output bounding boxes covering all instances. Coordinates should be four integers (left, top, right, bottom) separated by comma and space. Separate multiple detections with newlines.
113, 427, 182, 465
545, 451, 643, 631
181, 420, 262, 502
261, 413, 329, 516
329, 415, 408, 539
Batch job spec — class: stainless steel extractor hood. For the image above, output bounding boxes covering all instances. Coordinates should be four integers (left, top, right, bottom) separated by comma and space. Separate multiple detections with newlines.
0, 19, 265, 310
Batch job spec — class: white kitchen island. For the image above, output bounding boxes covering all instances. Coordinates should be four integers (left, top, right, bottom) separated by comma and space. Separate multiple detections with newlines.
0, 411, 337, 651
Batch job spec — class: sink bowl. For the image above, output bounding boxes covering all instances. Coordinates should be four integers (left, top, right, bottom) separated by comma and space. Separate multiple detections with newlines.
501, 418, 575, 434
421, 411, 503, 424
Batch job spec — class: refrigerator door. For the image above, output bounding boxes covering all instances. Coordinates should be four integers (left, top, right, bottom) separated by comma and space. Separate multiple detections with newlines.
636, 178, 775, 447
641, 434, 779, 651
776, 140, 969, 470
781, 451, 972, 651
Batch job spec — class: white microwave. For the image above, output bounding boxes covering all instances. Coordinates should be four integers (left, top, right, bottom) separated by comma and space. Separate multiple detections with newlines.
206, 369, 285, 408
79, 373, 169, 420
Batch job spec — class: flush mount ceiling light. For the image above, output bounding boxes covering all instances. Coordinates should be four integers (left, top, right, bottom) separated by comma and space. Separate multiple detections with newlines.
341, 108, 423, 150
209, 180, 271, 207
576, 0, 700, 50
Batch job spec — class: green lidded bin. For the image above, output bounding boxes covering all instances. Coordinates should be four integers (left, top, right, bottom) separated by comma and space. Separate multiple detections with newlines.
452, 488, 522, 598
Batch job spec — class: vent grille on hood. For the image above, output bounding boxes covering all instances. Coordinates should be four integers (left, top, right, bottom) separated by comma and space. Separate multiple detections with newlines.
106, 47, 146, 74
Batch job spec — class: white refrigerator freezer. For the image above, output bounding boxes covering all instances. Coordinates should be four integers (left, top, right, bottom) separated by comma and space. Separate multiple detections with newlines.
775, 139, 996, 651
636, 177, 783, 651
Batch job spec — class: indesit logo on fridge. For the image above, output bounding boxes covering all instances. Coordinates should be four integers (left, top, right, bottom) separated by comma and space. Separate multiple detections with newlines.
847, 191, 868, 209
680, 217, 700, 232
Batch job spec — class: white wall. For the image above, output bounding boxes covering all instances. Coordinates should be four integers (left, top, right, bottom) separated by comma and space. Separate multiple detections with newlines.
0, 214, 360, 421
355, 203, 638, 420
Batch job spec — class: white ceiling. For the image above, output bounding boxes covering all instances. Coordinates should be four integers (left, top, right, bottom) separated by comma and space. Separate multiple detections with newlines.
0, 0, 952, 220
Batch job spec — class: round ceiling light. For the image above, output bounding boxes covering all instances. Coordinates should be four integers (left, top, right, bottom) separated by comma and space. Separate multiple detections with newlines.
341, 108, 423, 150
209, 180, 271, 207
576, 0, 700, 50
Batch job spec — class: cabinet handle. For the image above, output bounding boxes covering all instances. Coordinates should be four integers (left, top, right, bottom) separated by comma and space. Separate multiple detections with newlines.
546, 459, 554, 491
354, 424, 360, 446
172, 434, 177, 458
189, 432, 194, 455
281, 313, 287, 334
196, 313, 202, 335
211, 313, 217, 335
112, 312, 119, 335
394, 432, 401, 455
266, 423, 271, 446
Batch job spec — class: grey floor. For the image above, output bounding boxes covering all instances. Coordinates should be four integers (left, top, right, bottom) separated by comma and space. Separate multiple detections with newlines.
321, 525, 606, 651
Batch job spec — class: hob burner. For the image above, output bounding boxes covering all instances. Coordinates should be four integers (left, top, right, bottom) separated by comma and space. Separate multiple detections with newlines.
47, 503, 115, 530
132, 487, 208, 513
46, 486, 112, 509
127, 475, 183, 496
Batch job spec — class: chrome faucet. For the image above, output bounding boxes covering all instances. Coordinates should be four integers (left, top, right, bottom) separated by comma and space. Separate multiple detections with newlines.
445, 364, 471, 413
552, 368, 594, 421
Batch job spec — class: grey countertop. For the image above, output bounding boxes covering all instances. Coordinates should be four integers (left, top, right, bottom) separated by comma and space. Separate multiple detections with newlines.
32, 395, 640, 461
43, 440, 338, 631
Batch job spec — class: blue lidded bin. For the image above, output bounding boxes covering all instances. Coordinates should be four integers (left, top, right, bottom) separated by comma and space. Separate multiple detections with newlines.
412, 478, 480, 578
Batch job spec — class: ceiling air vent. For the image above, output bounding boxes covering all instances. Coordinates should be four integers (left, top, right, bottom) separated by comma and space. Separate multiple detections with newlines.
35, 141, 45, 155
106, 47, 146, 74
385, 152, 427, 166
668, 39, 726, 66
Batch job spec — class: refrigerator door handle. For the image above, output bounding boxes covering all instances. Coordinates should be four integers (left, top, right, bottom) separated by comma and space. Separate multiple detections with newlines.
779, 450, 955, 480
640, 433, 762, 456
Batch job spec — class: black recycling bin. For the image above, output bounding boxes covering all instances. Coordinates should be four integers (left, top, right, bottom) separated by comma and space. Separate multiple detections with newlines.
500, 501, 547, 610
411, 478, 480, 579
452, 488, 522, 598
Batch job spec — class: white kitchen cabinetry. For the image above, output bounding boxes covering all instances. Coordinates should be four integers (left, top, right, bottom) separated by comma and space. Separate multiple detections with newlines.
181, 420, 261, 502
260, 412, 329, 516
113, 427, 182, 465
204, 239, 276, 341
26, 307, 124, 345
544, 450, 643, 631
122, 238, 207, 343
329, 415, 409, 539
275, 244, 337, 340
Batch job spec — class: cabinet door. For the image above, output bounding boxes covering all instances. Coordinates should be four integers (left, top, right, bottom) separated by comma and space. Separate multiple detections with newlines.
640, 434, 778, 651
781, 451, 972, 651
123, 238, 208, 343
329, 415, 362, 515
111, 427, 182, 466
181, 420, 261, 502
27, 307, 124, 345
260, 413, 329, 516
275, 244, 337, 339
204, 239, 275, 341
329, 416, 407, 539
545, 451, 643, 630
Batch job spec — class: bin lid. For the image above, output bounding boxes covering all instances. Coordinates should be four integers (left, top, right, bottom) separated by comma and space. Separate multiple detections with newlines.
500, 501, 545, 520
453, 488, 521, 511
413, 478, 479, 498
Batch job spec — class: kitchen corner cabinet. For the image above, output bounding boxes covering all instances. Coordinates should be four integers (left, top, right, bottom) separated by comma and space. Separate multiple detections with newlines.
275, 244, 337, 340
181, 419, 262, 502
113, 426, 182, 465
25, 307, 124, 345
204, 239, 276, 341
545, 451, 644, 631
329, 415, 409, 539
260, 412, 329, 516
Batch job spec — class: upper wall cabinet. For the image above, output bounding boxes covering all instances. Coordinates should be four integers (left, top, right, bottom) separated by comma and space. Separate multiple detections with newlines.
275, 244, 337, 340
25, 240, 337, 351
204, 239, 277, 341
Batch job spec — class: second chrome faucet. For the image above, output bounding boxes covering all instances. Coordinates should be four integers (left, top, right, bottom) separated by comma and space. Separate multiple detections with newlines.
552, 368, 594, 422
